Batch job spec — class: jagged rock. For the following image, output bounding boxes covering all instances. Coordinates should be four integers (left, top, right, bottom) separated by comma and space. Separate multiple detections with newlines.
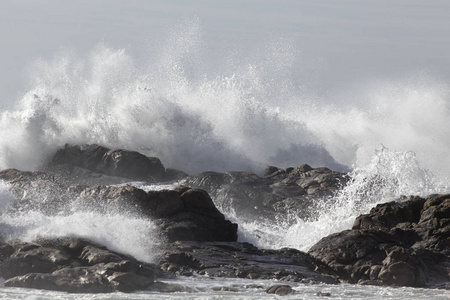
309, 194, 450, 287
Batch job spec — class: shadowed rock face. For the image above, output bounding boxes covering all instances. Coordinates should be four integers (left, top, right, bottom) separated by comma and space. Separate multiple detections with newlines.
308, 195, 450, 288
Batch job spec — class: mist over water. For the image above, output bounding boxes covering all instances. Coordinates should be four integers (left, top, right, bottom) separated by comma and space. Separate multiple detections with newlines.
0, 19, 449, 260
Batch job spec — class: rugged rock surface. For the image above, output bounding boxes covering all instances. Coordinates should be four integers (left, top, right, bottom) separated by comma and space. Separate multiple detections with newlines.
1, 144, 449, 292
158, 241, 337, 284
46, 144, 187, 183
0, 238, 158, 293
181, 164, 348, 220
308, 194, 450, 288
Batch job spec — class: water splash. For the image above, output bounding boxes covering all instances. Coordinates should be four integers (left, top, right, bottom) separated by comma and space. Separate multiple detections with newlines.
0, 181, 164, 263
234, 147, 450, 251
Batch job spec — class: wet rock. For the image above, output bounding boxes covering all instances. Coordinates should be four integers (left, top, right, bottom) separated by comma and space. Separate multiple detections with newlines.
309, 194, 450, 287
266, 284, 293, 295
159, 241, 338, 284
47, 144, 172, 182
80, 185, 238, 242
0, 168, 237, 243
148, 281, 194, 293
181, 165, 348, 221
0, 238, 157, 293
316, 291, 332, 296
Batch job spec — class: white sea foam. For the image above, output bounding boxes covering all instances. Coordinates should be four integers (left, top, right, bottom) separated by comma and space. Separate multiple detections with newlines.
0, 180, 163, 263
0, 210, 163, 263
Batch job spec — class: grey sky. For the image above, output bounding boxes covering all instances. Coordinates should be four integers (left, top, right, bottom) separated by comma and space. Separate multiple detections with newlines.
1, 0, 450, 103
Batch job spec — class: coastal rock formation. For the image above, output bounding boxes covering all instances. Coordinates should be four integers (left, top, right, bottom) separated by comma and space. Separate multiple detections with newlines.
0, 169, 238, 243
308, 195, 450, 288
46, 144, 187, 184
0, 238, 158, 293
79, 185, 238, 242
158, 241, 337, 284
1, 144, 449, 293
181, 164, 348, 220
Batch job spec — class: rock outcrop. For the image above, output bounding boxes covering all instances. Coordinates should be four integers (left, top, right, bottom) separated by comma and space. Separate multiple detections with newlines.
46, 144, 187, 184
0, 238, 158, 293
79, 185, 238, 242
158, 241, 337, 284
181, 164, 348, 220
0, 169, 238, 244
1, 144, 449, 293
308, 195, 450, 288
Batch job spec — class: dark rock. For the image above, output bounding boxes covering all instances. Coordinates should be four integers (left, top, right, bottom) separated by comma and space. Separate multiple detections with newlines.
353, 196, 426, 231
266, 284, 293, 295
0, 237, 157, 293
159, 241, 338, 284
181, 165, 348, 222
79, 185, 238, 243
47, 144, 167, 182
316, 291, 332, 296
148, 281, 194, 293
4, 267, 114, 293
0, 167, 237, 244
309, 194, 450, 287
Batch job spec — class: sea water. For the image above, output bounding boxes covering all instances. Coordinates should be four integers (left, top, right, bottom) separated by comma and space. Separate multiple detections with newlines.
0, 14, 450, 299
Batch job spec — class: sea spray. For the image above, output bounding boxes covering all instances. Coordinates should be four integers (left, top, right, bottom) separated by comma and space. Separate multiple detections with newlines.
232, 147, 450, 251
1, 21, 450, 178
0, 181, 164, 263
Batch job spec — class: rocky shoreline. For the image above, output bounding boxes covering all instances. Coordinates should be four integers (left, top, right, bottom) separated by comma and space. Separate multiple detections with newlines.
0, 144, 448, 293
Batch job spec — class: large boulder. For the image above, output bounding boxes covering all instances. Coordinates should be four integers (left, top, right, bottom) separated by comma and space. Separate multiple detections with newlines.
308, 195, 450, 288
79, 185, 238, 242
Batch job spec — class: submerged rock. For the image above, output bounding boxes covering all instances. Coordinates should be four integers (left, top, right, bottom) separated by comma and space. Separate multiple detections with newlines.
308, 194, 450, 287
266, 284, 294, 295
